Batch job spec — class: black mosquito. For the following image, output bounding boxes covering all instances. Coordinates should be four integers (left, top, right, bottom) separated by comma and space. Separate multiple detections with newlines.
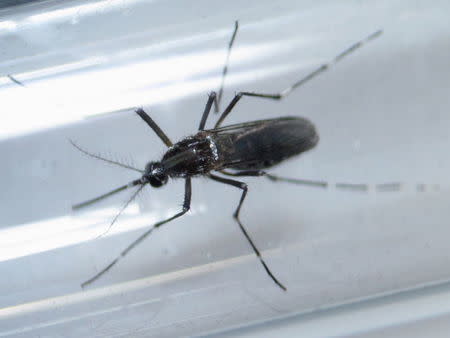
72, 22, 387, 291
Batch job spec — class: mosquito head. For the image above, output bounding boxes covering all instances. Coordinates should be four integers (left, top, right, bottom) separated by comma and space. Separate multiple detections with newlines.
142, 161, 168, 187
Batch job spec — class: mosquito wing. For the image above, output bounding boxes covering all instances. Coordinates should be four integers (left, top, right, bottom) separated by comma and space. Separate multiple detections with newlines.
209, 116, 319, 170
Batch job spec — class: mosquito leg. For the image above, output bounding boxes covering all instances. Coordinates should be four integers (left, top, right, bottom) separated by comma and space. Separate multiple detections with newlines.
220, 170, 328, 188
214, 30, 382, 128
219, 170, 266, 177
220, 170, 405, 192
264, 172, 439, 192
208, 173, 286, 291
198, 92, 218, 130
215, 21, 239, 114
265, 174, 363, 190
199, 20, 238, 130
81, 178, 192, 288
135, 108, 173, 147
265, 174, 404, 192
7, 74, 25, 87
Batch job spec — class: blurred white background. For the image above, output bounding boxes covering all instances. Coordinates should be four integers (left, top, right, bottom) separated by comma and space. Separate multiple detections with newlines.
0, 0, 449, 336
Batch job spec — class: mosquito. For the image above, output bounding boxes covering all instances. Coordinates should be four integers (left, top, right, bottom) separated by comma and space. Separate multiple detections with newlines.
72, 21, 388, 291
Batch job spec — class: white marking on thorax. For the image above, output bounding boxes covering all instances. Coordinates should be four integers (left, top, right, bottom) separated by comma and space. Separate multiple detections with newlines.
206, 135, 219, 161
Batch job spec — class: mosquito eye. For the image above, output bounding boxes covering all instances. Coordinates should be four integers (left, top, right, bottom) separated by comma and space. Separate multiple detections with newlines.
149, 174, 167, 187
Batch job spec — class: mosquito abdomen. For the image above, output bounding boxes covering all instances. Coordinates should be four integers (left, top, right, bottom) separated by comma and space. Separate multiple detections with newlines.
215, 116, 319, 170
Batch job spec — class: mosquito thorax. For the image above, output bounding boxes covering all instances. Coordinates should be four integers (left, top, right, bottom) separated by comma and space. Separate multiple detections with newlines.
142, 161, 168, 187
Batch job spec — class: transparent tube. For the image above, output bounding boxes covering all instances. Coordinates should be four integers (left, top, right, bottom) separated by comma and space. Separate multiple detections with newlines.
0, 0, 450, 336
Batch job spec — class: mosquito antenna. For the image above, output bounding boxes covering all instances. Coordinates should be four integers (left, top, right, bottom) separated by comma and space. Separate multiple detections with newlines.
73, 179, 142, 210
96, 183, 145, 239
215, 20, 239, 113
70, 139, 144, 174
82, 214, 172, 288
278, 29, 383, 98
